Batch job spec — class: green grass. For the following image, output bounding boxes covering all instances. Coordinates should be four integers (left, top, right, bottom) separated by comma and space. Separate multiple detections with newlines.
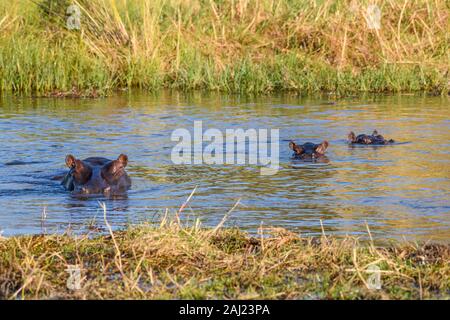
0, 0, 448, 96
0, 218, 448, 299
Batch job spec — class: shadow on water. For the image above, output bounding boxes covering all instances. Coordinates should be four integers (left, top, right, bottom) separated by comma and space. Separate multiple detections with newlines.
0, 91, 449, 242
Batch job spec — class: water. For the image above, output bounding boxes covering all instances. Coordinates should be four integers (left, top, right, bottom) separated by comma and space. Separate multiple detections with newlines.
0, 91, 449, 242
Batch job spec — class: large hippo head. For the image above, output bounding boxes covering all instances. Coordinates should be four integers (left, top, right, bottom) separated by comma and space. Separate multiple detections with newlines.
61, 154, 131, 195
289, 141, 329, 160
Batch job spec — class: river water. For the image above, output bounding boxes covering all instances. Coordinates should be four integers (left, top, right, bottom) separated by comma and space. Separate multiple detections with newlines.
0, 91, 448, 241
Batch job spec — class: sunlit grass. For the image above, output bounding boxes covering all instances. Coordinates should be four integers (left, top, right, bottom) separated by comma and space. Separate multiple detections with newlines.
0, 210, 448, 299
0, 0, 448, 95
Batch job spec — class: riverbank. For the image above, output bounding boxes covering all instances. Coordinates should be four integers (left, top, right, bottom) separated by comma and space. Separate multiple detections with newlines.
0, 219, 448, 300
0, 1, 448, 96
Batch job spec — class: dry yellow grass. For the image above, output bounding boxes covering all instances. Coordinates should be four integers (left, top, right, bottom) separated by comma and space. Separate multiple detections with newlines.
0, 217, 448, 299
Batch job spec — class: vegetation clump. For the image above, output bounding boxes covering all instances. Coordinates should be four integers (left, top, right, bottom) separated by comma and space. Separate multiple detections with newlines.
0, 219, 448, 299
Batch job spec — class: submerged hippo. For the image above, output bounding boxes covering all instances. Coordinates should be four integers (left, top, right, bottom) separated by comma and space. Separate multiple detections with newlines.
348, 130, 394, 145
289, 141, 329, 161
61, 154, 131, 195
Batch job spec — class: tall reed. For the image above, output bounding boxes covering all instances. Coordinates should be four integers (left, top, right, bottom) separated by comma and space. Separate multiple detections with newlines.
0, 0, 448, 95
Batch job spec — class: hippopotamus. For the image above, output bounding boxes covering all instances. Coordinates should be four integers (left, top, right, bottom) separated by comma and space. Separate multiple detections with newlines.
289, 141, 329, 161
61, 154, 131, 195
348, 130, 394, 145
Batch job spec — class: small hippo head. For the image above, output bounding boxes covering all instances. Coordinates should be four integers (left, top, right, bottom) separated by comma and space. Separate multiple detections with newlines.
348, 131, 373, 144
63, 154, 131, 195
348, 130, 394, 145
289, 141, 329, 159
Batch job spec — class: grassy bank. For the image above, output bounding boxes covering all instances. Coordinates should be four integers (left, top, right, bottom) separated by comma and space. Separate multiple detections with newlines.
0, 0, 448, 96
0, 218, 448, 299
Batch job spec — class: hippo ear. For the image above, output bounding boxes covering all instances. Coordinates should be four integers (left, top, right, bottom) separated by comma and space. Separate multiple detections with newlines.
65, 155, 77, 168
66, 155, 85, 171
315, 141, 329, 154
65, 156, 91, 184
372, 130, 379, 136
102, 155, 128, 183
289, 141, 295, 150
289, 141, 303, 155
348, 131, 356, 143
117, 154, 128, 168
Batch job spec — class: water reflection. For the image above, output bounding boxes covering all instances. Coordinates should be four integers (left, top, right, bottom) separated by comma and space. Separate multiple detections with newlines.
0, 91, 448, 242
